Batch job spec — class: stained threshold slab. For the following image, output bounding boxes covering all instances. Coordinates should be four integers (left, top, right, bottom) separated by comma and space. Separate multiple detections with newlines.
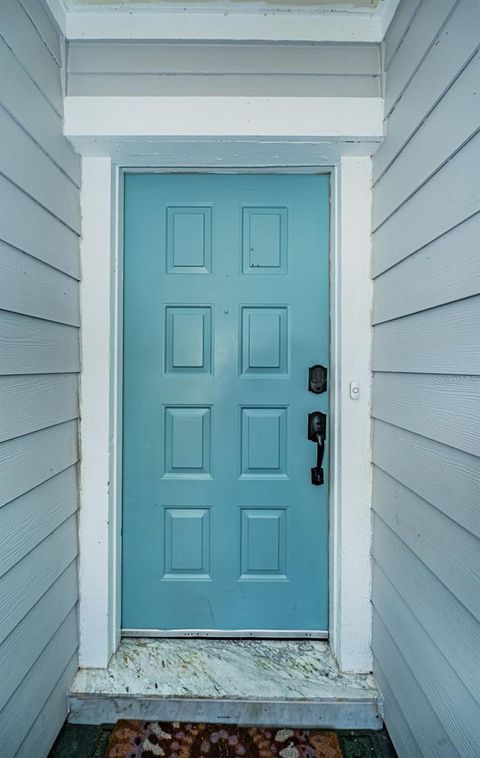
68, 638, 382, 730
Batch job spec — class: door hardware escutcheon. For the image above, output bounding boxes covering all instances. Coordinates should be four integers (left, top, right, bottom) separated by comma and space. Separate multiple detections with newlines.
309, 364, 327, 394
308, 411, 327, 486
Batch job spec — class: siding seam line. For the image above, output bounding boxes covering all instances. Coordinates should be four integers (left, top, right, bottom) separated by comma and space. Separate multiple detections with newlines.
0, 461, 79, 514
371, 466, 480, 546
0, 233, 81, 282
0, 304, 80, 329
0, 602, 79, 708
0, 32, 63, 121
0, 171, 81, 237
0, 419, 79, 454
371, 595, 476, 752
0, 370, 80, 380
68, 71, 381, 79
372, 209, 480, 277
372, 547, 480, 655
372, 559, 479, 697
373, 368, 480, 378
371, 290, 480, 326
0, 513, 79, 579
372, 553, 480, 708
373, 656, 421, 757
9, 643, 79, 756
0, 555, 78, 653
0, 371, 80, 380
372, 610, 457, 752
0, 101, 80, 192
0, 504, 79, 582
18, 0, 61, 67
0, 310, 79, 332
375, 44, 480, 186
372, 127, 480, 233
0, 413, 79, 447
372, 510, 480, 625
383, 0, 461, 120
13, 649, 79, 758
371, 410, 480, 457
383, 0, 424, 73
0, 299, 81, 328
373, 369, 480, 378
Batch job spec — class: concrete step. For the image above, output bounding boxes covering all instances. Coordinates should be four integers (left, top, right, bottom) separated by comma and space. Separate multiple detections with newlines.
68, 638, 382, 730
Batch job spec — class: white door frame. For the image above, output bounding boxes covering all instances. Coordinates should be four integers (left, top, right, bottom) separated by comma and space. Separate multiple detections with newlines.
78, 152, 373, 675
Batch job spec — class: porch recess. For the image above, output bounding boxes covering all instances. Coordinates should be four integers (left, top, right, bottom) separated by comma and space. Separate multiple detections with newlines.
66, 96, 379, 675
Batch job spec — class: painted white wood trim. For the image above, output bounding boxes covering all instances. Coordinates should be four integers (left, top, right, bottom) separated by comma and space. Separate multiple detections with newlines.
110, 165, 123, 655
78, 157, 373, 672
329, 156, 373, 673
378, 0, 403, 38
44, 0, 67, 36
64, 96, 383, 142
78, 157, 117, 668
62, 9, 382, 43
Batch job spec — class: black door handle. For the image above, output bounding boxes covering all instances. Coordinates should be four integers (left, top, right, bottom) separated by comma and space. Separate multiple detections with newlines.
308, 411, 326, 486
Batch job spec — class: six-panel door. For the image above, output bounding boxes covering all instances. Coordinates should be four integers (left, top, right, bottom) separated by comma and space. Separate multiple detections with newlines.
122, 174, 330, 633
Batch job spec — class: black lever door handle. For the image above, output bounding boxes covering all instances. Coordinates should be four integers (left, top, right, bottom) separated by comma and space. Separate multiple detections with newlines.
308, 411, 326, 486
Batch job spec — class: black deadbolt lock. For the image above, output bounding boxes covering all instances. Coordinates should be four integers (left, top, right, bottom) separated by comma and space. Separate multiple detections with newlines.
309, 364, 327, 394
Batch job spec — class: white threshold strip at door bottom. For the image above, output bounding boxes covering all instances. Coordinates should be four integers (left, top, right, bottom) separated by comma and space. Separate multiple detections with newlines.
122, 629, 329, 639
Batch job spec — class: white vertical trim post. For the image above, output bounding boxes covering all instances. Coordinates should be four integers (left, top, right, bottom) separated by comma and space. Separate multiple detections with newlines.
330, 156, 373, 673
79, 157, 117, 668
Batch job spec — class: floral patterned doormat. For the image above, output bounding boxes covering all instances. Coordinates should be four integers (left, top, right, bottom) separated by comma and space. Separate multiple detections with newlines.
106, 721, 342, 758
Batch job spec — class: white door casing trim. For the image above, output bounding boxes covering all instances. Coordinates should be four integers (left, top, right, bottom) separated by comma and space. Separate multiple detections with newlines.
330, 156, 374, 673
75, 102, 376, 674
79, 158, 122, 667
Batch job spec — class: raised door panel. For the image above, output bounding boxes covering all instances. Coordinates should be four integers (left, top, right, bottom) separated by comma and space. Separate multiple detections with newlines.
166, 206, 212, 273
241, 307, 288, 375
240, 407, 287, 478
164, 508, 210, 579
165, 307, 213, 374
164, 407, 212, 478
242, 207, 288, 274
240, 508, 287, 579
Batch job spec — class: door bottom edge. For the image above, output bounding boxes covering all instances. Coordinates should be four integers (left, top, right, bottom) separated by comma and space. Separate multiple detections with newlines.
122, 629, 329, 639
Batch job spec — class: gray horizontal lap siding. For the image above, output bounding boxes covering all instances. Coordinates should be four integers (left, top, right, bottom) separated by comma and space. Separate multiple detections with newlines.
66, 41, 382, 97
0, 2, 81, 756
371, 0, 480, 756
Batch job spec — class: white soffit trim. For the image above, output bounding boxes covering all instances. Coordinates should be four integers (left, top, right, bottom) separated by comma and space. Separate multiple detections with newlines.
64, 96, 383, 143
63, 9, 382, 42
46, 0, 401, 41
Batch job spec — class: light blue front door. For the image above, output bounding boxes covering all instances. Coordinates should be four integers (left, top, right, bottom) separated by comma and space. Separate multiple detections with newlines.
122, 174, 330, 633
